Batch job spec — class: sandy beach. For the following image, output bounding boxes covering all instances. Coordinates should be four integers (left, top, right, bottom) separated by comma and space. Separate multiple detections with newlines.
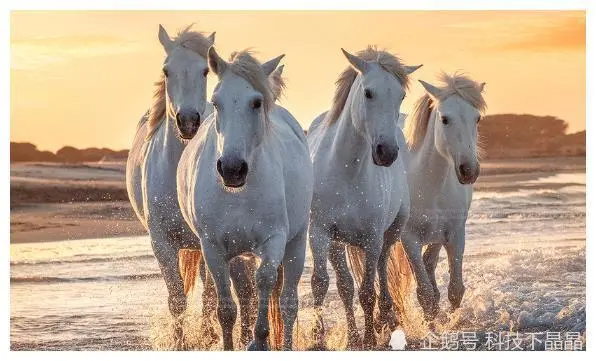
10, 156, 585, 244
10, 156, 586, 350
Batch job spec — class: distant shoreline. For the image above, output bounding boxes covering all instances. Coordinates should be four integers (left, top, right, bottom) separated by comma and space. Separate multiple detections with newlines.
10, 156, 585, 244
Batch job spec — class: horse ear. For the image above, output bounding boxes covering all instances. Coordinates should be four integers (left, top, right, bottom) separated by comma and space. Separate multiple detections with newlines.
208, 46, 227, 76
158, 24, 174, 53
262, 54, 285, 76
479, 82, 486, 92
271, 64, 284, 78
419, 79, 441, 100
341, 48, 367, 73
207, 32, 216, 45
404, 64, 423, 74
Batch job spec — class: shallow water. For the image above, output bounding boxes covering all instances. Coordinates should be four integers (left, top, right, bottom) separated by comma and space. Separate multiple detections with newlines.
10, 172, 586, 350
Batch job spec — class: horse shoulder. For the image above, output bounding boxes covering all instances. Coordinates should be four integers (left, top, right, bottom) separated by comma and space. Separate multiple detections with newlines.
271, 105, 307, 146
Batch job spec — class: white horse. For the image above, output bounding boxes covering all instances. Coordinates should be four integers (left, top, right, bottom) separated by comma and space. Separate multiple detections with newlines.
177, 48, 313, 351
307, 47, 421, 349
391, 73, 486, 320
125, 25, 259, 348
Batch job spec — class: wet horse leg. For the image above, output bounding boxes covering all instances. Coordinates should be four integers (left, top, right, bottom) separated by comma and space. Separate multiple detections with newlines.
230, 256, 257, 347
308, 224, 332, 347
280, 226, 307, 350
150, 228, 187, 349
329, 240, 361, 349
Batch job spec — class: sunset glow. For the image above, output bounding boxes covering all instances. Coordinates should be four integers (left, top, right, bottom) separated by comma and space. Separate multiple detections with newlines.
10, 11, 585, 152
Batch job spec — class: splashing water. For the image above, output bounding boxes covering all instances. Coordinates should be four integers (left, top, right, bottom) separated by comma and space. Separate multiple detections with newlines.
11, 173, 585, 350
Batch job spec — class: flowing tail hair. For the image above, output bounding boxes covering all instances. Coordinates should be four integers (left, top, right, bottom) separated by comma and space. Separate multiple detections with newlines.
268, 265, 284, 350
346, 242, 413, 329
179, 249, 203, 295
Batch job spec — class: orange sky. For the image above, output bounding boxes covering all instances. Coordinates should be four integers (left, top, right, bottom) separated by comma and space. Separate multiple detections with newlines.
10, 11, 585, 152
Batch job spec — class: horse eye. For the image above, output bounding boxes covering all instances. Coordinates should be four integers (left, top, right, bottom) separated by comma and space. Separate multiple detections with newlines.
402, 94, 406, 100
252, 98, 262, 110
476, 116, 481, 124
162, 67, 169, 77
203, 68, 209, 77
441, 116, 450, 125
364, 89, 373, 99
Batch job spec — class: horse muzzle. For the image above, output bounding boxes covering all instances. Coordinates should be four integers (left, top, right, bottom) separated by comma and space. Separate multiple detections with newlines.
455, 162, 480, 184
372, 142, 399, 167
217, 156, 249, 188
176, 109, 201, 139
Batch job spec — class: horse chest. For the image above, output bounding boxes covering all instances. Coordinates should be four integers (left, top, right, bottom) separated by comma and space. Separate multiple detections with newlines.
195, 181, 288, 245
318, 174, 400, 236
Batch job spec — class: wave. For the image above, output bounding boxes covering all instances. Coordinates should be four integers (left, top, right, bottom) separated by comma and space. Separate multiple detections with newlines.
10, 254, 155, 267
10, 272, 162, 284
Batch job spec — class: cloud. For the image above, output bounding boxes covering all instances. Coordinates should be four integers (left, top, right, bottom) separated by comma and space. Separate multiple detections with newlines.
498, 14, 585, 52
11, 35, 143, 70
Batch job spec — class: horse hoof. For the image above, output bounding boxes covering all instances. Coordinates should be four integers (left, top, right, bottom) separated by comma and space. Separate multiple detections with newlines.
363, 332, 376, 350
173, 323, 189, 350
247, 340, 269, 351
312, 316, 326, 345
347, 333, 362, 350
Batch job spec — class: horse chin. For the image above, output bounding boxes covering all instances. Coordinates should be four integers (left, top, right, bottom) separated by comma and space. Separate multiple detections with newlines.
372, 154, 394, 167
177, 127, 199, 142
455, 171, 478, 185
222, 178, 246, 189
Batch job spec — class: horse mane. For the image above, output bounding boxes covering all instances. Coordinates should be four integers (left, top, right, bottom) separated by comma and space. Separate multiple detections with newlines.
327, 46, 411, 125
146, 25, 213, 140
227, 50, 276, 114
404, 72, 487, 151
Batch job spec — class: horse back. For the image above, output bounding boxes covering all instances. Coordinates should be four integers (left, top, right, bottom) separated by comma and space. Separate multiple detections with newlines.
126, 115, 150, 229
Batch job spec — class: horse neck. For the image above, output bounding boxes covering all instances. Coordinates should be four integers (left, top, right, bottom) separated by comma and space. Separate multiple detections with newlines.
152, 112, 186, 161
330, 101, 371, 177
413, 109, 452, 190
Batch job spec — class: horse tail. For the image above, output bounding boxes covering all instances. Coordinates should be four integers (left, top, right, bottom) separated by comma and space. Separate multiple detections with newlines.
346, 245, 365, 285
347, 243, 413, 327
268, 265, 284, 350
178, 248, 202, 295
386, 242, 413, 326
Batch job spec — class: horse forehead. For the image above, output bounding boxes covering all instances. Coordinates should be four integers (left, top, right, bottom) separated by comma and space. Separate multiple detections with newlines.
167, 46, 206, 67
440, 96, 479, 120
363, 65, 403, 93
218, 72, 259, 99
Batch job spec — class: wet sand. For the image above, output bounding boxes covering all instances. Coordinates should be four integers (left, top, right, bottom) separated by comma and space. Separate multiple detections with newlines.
10, 156, 585, 244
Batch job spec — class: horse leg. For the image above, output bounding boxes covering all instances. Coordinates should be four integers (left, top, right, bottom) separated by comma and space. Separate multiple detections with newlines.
360, 237, 382, 349
198, 255, 219, 342
201, 240, 237, 350
230, 256, 257, 347
247, 233, 286, 351
279, 226, 307, 350
308, 224, 331, 347
329, 241, 361, 349
376, 241, 397, 332
150, 229, 187, 350
401, 231, 438, 320
445, 230, 465, 310
423, 244, 442, 303
377, 209, 409, 332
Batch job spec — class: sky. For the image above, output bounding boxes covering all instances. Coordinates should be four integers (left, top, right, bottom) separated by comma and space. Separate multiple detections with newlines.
10, 11, 585, 152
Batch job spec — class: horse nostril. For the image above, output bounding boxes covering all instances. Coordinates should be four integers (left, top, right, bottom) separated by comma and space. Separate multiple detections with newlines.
239, 161, 248, 178
376, 144, 385, 157
195, 112, 201, 124
459, 164, 470, 176
216, 159, 223, 177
